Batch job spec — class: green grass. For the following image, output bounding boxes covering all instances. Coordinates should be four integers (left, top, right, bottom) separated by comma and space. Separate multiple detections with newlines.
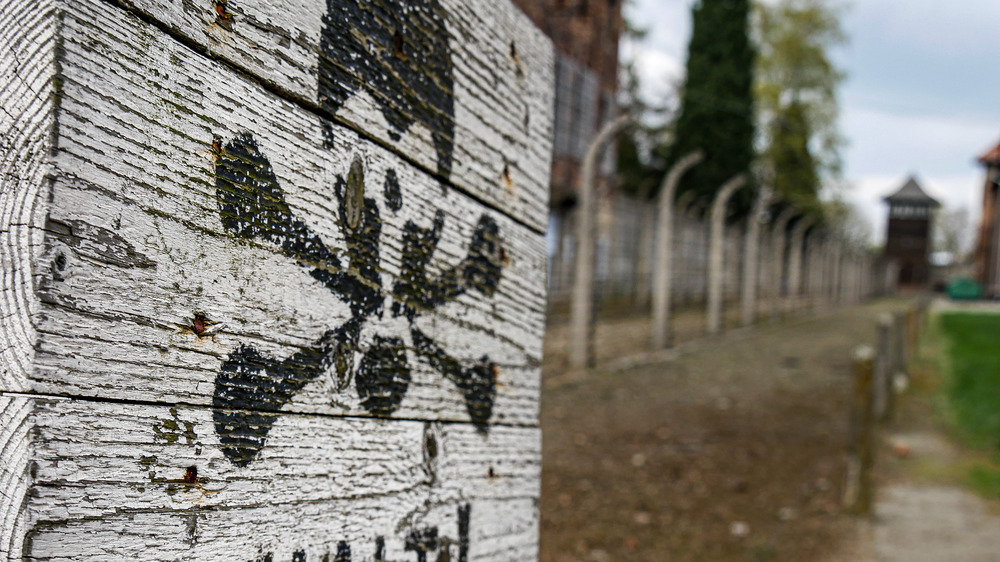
937, 312, 1000, 500
968, 462, 1000, 499
938, 312, 1000, 450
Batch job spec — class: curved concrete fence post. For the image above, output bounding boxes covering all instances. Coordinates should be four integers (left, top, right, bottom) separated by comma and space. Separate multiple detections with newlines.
769, 207, 797, 320
787, 216, 814, 313
741, 187, 772, 327
831, 241, 845, 305
706, 175, 747, 335
569, 115, 632, 369
650, 151, 704, 349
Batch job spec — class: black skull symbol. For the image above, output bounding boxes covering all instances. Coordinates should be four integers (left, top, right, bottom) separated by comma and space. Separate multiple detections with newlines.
212, 133, 502, 466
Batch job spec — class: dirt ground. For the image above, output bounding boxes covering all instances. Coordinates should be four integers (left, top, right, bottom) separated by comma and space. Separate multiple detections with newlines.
543, 298, 822, 370
539, 299, 907, 561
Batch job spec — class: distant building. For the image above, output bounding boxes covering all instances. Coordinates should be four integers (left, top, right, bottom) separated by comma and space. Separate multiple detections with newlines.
974, 141, 1000, 297
882, 177, 940, 287
510, 0, 623, 208
512, 0, 625, 301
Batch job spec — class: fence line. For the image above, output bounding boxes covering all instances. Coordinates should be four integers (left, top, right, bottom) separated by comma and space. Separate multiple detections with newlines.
548, 192, 894, 320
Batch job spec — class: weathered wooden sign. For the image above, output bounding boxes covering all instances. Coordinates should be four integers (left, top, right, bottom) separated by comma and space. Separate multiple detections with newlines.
1, 0, 551, 558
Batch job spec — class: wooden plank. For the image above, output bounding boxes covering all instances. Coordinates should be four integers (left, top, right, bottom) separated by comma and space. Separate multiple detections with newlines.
27, 499, 539, 561
21, 397, 539, 560
114, 0, 555, 233
29, 0, 545, 431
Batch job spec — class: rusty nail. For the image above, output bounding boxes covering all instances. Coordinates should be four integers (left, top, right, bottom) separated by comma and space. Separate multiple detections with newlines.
425, 432, 437, 460
192, 313, 207, 336
393, 29, 404, 57
183, 466, 198, 484
213, 1, 234, 30
510, 40, 524, 77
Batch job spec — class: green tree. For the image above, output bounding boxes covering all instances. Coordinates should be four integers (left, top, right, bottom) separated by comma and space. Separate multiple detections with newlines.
664, 0, 757, 217
768, 99, 819, 207
755, 0, 846, 212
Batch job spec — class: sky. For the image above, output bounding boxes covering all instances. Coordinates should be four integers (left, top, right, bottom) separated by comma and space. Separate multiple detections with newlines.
624, 0, 1000, 248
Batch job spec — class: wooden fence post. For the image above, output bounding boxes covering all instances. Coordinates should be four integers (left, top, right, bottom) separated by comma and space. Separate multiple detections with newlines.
905, 306, 919, 362
893, 310, 908, 385
569, 115, 631, 369
2, 1, 553, 558
741, 188, 772, 327
845, 346, 875, 515
769, 208, 797, 320
651, 151, 704, 349
874, 314, 894, 423
707, 175, 748, 335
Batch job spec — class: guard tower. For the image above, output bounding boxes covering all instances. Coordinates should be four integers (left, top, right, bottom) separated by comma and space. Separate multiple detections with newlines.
883, 176, 940, 287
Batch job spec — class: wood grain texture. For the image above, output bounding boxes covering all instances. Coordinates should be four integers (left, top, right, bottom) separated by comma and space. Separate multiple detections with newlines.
114, 0, 555, 233
0, 396, 33, 561
21, 397, 539, 560
0, 0, 56, 394
30, 0, 545, 428
1, 1, 56, 555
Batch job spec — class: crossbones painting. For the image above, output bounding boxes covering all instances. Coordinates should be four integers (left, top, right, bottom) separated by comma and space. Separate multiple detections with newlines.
211, 133, 504, 467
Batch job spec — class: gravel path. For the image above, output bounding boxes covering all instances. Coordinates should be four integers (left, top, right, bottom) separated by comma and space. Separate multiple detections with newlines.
871, 482, 1000, 561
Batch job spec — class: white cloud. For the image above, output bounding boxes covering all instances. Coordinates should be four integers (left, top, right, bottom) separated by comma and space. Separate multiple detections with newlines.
631, 46, 684, 107
843, 107, 998, 176
624, 0, 693, 56
621, 0, 692, 109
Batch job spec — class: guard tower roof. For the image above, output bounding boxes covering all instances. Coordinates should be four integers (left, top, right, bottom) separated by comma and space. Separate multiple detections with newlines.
882, 176, 941, 207
978, 140, 1000, 166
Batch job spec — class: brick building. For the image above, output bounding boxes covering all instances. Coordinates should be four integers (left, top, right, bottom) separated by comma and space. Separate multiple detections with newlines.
883, 177, 939, 287
511, 0, 624, 208
511, 0, 625, 300
974, 141, 1000, 297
